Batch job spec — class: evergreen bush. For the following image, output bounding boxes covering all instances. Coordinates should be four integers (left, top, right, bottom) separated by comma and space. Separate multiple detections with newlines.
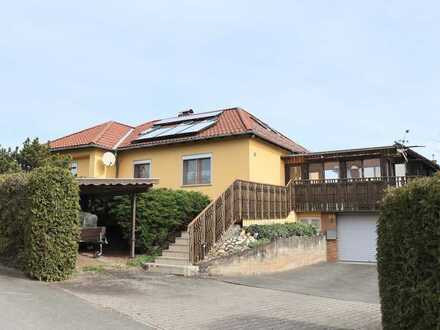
0, 173, 29, 267
378, 175, 440, 329
25, 166, 80, 281
0, 166, 80, 281
110, 189, 210, 254
246, 222, 317, 241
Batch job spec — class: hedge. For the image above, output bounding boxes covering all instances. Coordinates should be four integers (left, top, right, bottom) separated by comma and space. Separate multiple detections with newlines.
245, 222, 317, 241
110, 189, 210, 254
25, 166, 80, 281
0, 166, 80, 281
378, 175, 440, 329
0, 173, 29, 267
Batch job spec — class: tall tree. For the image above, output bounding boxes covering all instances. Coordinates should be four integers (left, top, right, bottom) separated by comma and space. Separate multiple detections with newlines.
0, 146, 20, 174
15, 138, 52, 171
14, 138, 69, 172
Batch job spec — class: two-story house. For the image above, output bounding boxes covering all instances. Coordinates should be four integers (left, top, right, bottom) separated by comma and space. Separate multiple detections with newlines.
50, 107, 438, 264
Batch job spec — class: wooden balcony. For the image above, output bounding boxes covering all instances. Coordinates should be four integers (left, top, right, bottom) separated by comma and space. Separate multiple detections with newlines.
290, 176, 414, 213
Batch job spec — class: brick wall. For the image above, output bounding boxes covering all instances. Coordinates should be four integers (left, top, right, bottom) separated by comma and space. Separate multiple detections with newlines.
321, 213, 338, 262
326, 240, 338, 262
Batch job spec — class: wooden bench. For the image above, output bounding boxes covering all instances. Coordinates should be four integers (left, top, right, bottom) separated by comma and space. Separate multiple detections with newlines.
79, 227, 108, 257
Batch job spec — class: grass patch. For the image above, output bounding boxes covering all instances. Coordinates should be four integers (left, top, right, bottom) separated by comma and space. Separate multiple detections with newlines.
127, 254, 158, 268
81, 265, 105, 273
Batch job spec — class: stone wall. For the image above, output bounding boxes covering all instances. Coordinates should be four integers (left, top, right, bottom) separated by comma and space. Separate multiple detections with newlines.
200, 235, 327, 276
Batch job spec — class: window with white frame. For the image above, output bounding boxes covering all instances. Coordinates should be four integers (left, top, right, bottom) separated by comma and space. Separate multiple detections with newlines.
183, 153, 211, 185
70, 161, 78, 177
299, 218, 321, 231
133, 160, 151, 178
363, 158, 381, 178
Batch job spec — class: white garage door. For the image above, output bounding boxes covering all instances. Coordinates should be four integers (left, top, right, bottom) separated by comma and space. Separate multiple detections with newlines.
337, 214, 378, 263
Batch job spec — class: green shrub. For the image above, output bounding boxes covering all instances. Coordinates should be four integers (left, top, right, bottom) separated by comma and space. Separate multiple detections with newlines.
245, 222, 317, 241
378, 175, 440, 329
24, 166, 80, 281
0, 146, 20, 174
0, 173, 29, 267
127, 254, 159, 267
110, 189, 210, 254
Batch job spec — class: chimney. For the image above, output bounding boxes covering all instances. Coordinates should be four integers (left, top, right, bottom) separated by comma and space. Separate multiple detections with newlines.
178, 109, 194, 117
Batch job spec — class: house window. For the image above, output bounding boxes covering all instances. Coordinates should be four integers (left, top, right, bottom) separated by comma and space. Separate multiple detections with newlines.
363, 159, 381, 178
395, 163, 406, 177
324, 161, 340, 180
183, 154, 211, 185
70, 161, 78, 177
347, 160, 362, 179
133, 160, 151, 178
309, 163, 323, 180
300, 218, 321, 231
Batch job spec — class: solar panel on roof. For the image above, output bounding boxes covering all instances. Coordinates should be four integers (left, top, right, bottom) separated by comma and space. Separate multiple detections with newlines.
155, 110, 223, 125
133, 117, 219, 142
154, 122, 193, 137
181, 119, 216, 134
136, 126, 174, 140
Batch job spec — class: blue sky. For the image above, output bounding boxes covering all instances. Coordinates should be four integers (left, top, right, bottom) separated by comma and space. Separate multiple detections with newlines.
1, 1, 439, 158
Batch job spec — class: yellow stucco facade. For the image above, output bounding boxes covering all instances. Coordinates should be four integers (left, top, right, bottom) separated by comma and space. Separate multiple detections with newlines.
61, 148, 116, 179
248, 138, 288, 185
117, 138, 250, 199
59, 137, 288, 200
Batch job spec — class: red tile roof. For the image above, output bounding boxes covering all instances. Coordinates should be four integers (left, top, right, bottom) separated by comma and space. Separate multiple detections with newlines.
49, 108, 308, 153
49, 121, 134, 150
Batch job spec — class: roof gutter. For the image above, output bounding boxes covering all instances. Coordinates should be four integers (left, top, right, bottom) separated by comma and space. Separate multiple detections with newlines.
117, 131, 297, 153
49, 144, 113, 153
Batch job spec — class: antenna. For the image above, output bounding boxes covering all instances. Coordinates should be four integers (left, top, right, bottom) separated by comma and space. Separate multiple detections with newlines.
397, 129, 410, 146
102, 152, 116, 167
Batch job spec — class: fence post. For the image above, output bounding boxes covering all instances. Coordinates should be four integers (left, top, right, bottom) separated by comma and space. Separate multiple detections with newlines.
238, 181, 242, 220
201, 214, 206, 261
230, 183, 235, 224
212, 202, 216, 244
268, 185, 271, 218
221, 193, 226, 232
253, 183, 256, 219
246, 182, 251, 219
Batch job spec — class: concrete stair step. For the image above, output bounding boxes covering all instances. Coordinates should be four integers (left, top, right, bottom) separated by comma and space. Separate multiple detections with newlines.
144, 262, 198, 276
155, 256, 189, 266
175, 237, 189, 244
162, 250, 189, 258
180, 232, 189, 239
168, 244, 189, 252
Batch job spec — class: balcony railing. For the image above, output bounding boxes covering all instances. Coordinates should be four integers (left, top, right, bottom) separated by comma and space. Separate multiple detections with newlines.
290, 176, 415, 213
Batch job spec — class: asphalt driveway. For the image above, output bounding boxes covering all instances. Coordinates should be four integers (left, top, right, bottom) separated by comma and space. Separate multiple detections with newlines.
0, 266, 149, 330
218, 262, 380, 304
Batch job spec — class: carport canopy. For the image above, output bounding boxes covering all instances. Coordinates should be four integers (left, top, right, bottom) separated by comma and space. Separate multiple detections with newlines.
77, 178, 159, 258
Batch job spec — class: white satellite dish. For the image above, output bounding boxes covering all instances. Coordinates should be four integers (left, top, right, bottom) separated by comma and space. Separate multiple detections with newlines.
102, 152, 116, 167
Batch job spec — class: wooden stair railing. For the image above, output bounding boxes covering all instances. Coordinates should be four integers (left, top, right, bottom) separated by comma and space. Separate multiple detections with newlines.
187, 180, 289, 265
187, 176, 416, 264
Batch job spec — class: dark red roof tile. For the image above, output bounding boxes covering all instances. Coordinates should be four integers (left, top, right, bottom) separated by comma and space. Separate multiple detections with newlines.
49, 108, 308, 153
49, 121, 133, 150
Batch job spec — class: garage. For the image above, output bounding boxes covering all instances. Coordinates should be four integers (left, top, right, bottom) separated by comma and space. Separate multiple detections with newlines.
337, 214, 378, 263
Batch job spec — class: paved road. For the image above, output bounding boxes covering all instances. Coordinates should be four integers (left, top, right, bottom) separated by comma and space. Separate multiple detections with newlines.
0, 266, 150, 330
56, 264, 382, 330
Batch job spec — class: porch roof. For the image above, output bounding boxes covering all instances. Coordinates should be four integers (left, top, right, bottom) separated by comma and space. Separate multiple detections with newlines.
77, 178, 159, 196
283, 145, 439, 170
